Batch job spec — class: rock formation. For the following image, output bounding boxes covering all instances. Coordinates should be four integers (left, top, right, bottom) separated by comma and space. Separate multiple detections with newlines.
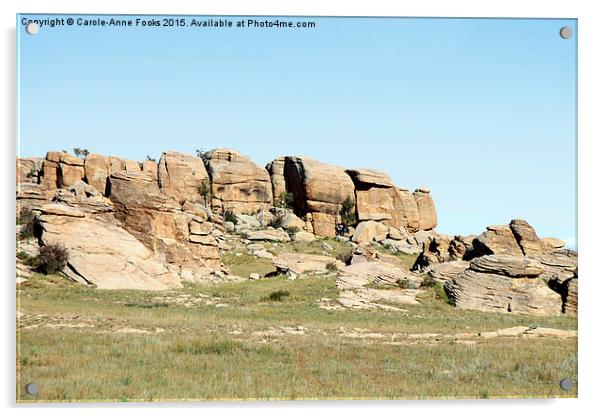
36, 204, 181, 290
158, 151, 209, 205
204, 149, 273, 214
283, 156, 356, 237
17, 148, 575, 318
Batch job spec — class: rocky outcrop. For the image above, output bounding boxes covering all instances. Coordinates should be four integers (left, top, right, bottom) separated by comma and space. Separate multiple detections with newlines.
46, 152, 86, 188
158, 151, 209, 205
283, 156, 355, 237
108, 170, 221, 271
445, 255, 562, 316
245, 228, 291, 243
265, 157, 286, 202
204, 149, 273, 214
37, 204, 182, 290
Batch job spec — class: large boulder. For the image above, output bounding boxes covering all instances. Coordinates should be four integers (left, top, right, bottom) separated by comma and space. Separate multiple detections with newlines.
474, 225, 524, 257
37, 204, 182, 290
283, 156, 355, 237
204, 149, 273, 214
265, 157, 287, 202
158, 151, 210, 205
413, 189, 437, 231
346, 169, 399, 223
509, 219, 544, 256
84, 154, 111, 194
351, 220, 388, 245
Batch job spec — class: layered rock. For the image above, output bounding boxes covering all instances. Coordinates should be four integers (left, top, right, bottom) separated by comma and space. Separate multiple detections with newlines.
204, 149, 273, 214
283, 156, 355, 237
158, 151, 209, 205
108, 170, 221, 271
445, 255, 562, 316
36, 203, 182, 290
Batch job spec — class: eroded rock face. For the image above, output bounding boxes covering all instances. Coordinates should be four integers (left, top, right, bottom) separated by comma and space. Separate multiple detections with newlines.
445, 261, 562, 316
84, 154, 111, 195
284, 156, 355, 237
413, 189, 437, 231
346, 169, 399, 223
108, 170, 221, 270
266, 157, 287, 202
474, 225, 524, 257
205, 149, 273, 214
17, 157, 43, 184
510, 219, 544, 256
158, 151, 209, 205
37, 204, 182, 290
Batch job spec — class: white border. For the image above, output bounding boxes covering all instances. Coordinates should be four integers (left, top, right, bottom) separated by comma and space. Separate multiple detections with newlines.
3, 1, 601, 415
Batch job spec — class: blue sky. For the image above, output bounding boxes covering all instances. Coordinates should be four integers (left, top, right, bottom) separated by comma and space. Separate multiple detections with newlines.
17, 15, 577, 245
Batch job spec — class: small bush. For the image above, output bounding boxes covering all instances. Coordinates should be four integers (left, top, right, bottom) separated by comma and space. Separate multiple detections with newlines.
420, 274, 438, 288
340, 195, 357, 226
37, 243, 69, 275
266, 290, 290, 302
17, 209, 37, 240
276, 192, 294, 209
224, 209, 238, 225
326, 262, 338, 272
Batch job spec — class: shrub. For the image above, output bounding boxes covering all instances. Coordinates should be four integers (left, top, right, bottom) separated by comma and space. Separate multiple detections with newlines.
326, 262, 338, 272
37, 243, 69, 275
198, 179, 212, 207
145, 155, 156, 162
271, 212, 285, 229
17, 251, 39, 268
420, 274, 438, 288
340, 196, 357, 226
266, 290, 290, 302
276, 192, 294, 209
17, 209, 37, 240
224, 209, 238, 225
73, 148, 89, 158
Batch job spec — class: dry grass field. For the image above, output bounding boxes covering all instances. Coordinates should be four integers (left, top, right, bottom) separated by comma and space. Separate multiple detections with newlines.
16, 241, 577, 402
